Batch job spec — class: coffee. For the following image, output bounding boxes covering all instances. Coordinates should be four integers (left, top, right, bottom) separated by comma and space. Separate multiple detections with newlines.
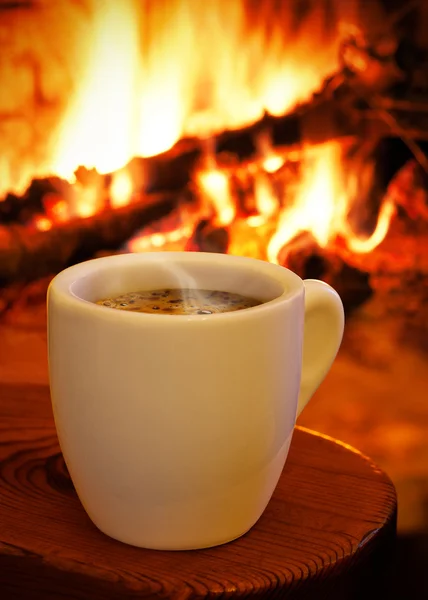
96, 288, 262, 315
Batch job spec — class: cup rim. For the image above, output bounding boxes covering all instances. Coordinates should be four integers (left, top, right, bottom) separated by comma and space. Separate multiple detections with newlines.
48, 252, 304, 322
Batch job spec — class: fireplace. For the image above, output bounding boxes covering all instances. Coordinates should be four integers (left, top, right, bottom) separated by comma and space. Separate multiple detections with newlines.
1, 0, 428, 541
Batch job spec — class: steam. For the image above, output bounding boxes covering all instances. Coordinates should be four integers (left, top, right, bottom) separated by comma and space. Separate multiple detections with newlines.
155, 255, 203, 292
98, 253, 243, 314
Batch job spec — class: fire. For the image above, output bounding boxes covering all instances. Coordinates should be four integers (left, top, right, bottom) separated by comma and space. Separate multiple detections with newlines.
110, 170, 134, 209
2, 0, 397, 267
253, 172, 279, 222
197, 169, 236, 227
1, 0, 352, 197
345, 197, 396, 254
51, 1, 141, 180
126, 138, 396, 263
127, 205, 198, 254
267, 143, 347, 262
267, 141, 396, 263
33, 216, 52, 232
128, 224, 194, 254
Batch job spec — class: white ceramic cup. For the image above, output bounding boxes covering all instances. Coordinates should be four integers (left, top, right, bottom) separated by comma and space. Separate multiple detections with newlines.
48, 252, 344, 550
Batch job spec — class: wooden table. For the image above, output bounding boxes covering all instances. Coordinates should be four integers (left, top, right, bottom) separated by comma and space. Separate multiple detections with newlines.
0, 383, 397, 600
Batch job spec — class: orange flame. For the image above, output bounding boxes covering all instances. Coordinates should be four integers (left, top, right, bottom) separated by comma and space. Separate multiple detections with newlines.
34, 216, 52, 232
2, 0, 395, 265
267, 141, 396, 263
110, 169, 134, 209
1, 0, 352, 198
128, 224, 194, 254
197, 169, 235, 227
267, 142, 345, 262
345, 197, 396, 254
127, 138, 396, 262
254, 172, 280, 221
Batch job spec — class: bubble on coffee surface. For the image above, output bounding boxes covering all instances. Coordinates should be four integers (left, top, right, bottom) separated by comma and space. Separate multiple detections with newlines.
101, 300, 117, 308
96, 289, 261, 315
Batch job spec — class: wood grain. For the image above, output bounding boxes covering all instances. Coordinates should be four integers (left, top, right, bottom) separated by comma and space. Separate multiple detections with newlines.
0, 383, 397, 599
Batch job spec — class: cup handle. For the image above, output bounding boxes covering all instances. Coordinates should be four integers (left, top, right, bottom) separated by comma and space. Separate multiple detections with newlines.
297, 279, 345, 417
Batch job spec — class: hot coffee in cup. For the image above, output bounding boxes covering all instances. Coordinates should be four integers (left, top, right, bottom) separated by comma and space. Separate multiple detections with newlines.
48, 252, 344, 550
96, 288, 262, 314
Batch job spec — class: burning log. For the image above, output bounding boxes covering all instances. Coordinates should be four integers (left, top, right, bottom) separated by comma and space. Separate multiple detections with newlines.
0, 142, 199, 227
185, 219, 229, 254
0, 105, 347, 226
341, 159, 428, 277
282, 237, 373, 315
0, 193, 176, 287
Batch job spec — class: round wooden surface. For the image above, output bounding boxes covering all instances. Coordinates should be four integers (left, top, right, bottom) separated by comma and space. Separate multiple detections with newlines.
0, 383, 396, 600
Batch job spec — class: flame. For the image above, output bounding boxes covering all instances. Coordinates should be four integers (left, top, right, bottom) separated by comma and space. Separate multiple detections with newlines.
1, 0, 354, 198
345, 196, 396, 254
110, 169, 134, 209
267, 143, 346, 262
72, 180, 104, 219
267, 141, 396, 263
263, 155, 285, 174
127, 206, 198, 254
254, 172, 279, 221
197, 169, 235, 227
52, 1, 141, 180
128, 225, 194, 253
43, 193, 69, 223
2, 0, 396, 266
127, 137, 396, 263
34, 216, 52, 232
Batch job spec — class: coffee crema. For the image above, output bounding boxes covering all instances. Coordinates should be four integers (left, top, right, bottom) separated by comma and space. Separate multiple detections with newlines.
96, 288, 262, 315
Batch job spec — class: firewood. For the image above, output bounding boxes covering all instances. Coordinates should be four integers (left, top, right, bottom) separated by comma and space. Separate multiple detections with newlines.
185, 219, 229, 254
282, 237, 373, 315
0, 193, 176, 287
340, 160, 428, 278
0, 98, 359, 226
